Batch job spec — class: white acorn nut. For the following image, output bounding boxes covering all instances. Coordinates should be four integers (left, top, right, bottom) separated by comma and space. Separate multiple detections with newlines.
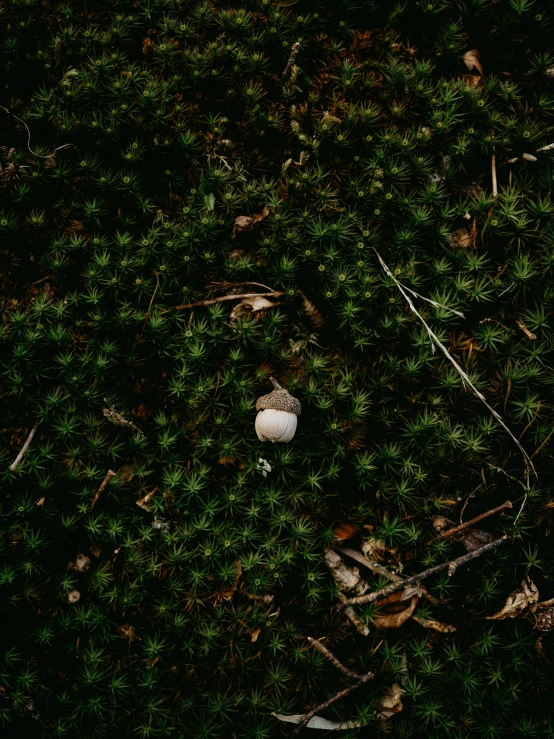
255, 377, 301, 443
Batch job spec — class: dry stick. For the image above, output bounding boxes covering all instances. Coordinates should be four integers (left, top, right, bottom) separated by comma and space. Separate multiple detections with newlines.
9, 420, 40, 472
337, 537, 507, 611
283, 42, 301, 78
173, 291, 284, 310
140, 269, 160, 333
90, 470, 117, 511
0, 105, 73, 159
374, 249, 535, 523
292, 674, 374, 736
492, 151, 498, 197
307, 637, 362, 680
428, 500, 513, 545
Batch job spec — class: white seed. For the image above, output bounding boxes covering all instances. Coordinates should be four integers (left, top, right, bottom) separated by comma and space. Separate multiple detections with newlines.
255, 409, 297, 443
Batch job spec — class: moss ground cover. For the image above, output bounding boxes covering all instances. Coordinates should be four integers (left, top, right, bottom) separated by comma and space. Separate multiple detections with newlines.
2, 1, 554, 736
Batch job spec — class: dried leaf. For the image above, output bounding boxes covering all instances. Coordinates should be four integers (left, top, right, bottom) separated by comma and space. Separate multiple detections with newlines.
251, 627, 261, 643
361, 538, 403, 574
459, 73, 482, 87
36, 497, 45, 506
516, 318, 537, 340
117, 624, 134, 639
522, 153, 537, 162
324, 550, 368, 595
373, 591, 419, 630
230, 295, 276, 324
531, 606, 554, 632
536, 142, 554, 152
214, 561, 242, 603
463, 49, 484, 76
74, 554, 91, 573
412, 615, 457, 633
90, 545, 102, 558
376, 684, 404, 719
334, 523, 360, 541
486, 577, 539, 620
461, 527, 495, 552
300, 290, 326, 329
272, 713, 368, 730
232, 206, 270, 237
116, 464, 135, 485
432, 516, 454, 533
449, 219, 477, 248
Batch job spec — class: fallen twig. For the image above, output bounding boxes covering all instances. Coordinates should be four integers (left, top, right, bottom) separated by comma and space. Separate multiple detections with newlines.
173, 291, 284, 310
491, 152, 498, 197
90, 470, 117, 511
9, 421, 40, 472
283, 41, 301, 78
337, 537, 507, 611
374, 249, 535, 513
307, 637, 362, 680
1, 105, 73, 159
427, 501, 512, 545
292, 637, 374, 735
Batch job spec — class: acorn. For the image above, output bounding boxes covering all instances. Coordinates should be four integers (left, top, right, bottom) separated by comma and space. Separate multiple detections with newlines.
255, 377, 301, 443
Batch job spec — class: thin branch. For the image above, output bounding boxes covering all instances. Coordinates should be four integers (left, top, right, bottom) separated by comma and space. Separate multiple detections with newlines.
140, 269, 160, 333
1, 105, 73, 159
337, 537, 507, 611
292, 674, 374, 735
9, 421, 40, 472
172, 291, 284, 310
207, 280, 276, 295
90, 470, 117, 511
283, 42, 301, 78
427, 500, 513, 545
491, 152, 498, 197
374, 249, 535, 508
307, 637, 362, 680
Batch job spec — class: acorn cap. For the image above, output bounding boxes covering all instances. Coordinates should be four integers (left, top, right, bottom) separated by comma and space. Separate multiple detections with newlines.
256, 377, 301, 416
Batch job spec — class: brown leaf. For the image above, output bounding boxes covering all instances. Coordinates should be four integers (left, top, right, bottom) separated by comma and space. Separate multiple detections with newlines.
90, 545, 102, 558
213, 561, 242, 604
459, 74, 482, 88
74, 554, 91, 573
117, 624, 134, 639
36, 497, 45, 506
461, 527, 495, 552
232, 206, 270, 237
230, 295, 276, 324
373, 590, 419, 630
412, 615, 457, 633
251, 627, 261, 643
432, 516, 454, 533
531, 606, 554, 632
449, 219, 477, 248
299, 290, 326, 329
324, 550, 367, 595
486, 577, 539, 620
463, 49, 484, 76
334, 523, 360, 541
376, 684, 404, 719
361, 538, 403, 574
116, 464, 135, 485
